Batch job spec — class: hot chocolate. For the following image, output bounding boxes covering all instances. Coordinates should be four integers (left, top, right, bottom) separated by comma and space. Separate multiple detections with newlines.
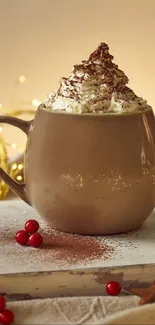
0, 43, 154, 235
43, 43, 150, 114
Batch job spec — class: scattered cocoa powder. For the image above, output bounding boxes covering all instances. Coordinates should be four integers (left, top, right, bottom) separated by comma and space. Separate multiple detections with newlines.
41, 227, 114, 264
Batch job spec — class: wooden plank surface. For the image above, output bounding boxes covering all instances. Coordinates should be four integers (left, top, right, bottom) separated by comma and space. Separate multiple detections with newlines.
0, 200, 155, 298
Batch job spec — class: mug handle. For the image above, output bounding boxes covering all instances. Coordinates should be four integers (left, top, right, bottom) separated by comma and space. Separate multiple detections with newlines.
0, 115, 33, 205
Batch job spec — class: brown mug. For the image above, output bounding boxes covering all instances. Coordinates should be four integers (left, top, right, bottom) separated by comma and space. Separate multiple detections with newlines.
0, 105, 155, 235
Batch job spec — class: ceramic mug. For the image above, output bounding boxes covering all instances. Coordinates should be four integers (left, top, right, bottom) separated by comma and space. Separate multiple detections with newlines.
0, 105, 155, 235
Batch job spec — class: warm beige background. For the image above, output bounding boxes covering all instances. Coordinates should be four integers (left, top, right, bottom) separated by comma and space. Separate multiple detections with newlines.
0, 0, 155, 155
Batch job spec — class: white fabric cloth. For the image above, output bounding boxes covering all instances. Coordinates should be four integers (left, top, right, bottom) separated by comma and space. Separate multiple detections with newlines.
102, 302, 155, 325
6, 296, 155, 324
7, 296, 140, 324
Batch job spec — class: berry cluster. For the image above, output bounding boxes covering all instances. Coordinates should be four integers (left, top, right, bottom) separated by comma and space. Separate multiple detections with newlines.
16, 219, 43, 248
0, 296, 14, 325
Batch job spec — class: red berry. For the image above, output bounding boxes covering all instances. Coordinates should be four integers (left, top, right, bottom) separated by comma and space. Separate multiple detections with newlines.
106, 281, 121, 296
16, 230, 29, 246
0, 296, 5, 312
25, 219, 39, 233
28, 233, 43, 248
0, 309, 14, 324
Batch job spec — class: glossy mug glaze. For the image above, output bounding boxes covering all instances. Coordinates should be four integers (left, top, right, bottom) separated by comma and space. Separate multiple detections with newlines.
0, 106, 155, 235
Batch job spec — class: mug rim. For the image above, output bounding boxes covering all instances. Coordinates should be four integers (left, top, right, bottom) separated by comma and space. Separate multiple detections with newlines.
38, 104, 152, 118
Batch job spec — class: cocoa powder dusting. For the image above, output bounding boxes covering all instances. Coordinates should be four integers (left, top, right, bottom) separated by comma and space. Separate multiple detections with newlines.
40, 227, 114, 264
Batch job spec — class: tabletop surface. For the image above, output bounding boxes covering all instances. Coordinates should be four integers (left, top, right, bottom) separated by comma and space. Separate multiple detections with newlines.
0, 199, 155, 275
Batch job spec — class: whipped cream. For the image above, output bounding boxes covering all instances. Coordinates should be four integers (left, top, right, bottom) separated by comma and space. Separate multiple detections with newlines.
43, 43, 151, 114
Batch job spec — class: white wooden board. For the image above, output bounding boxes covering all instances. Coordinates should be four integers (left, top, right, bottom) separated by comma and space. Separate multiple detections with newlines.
0, 200, 155, 299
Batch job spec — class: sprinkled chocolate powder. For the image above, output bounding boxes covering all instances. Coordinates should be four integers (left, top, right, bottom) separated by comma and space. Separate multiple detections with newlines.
40, 227, 114, 264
